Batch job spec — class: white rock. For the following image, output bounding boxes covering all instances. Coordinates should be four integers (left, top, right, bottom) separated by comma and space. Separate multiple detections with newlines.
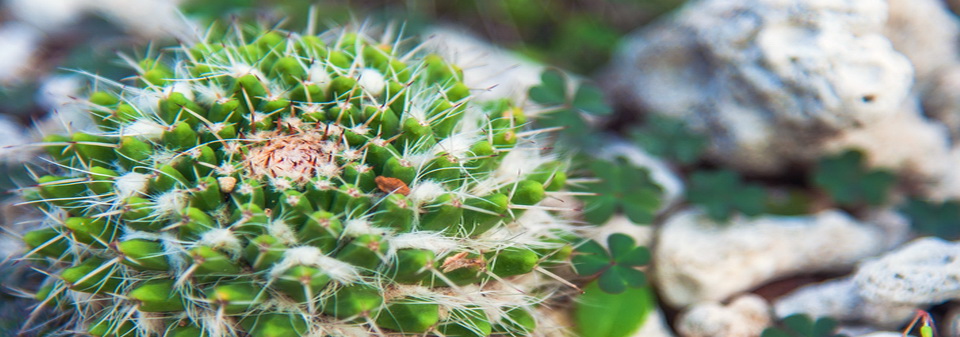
606, 0, 919, 174
676, 294, 771, 337
773, 277, 916, 329
633, 307, 677, 337
884, 0, 960, 89
655, 209, 886, 307
854, 237, 960, 304
821, 102, 951, 179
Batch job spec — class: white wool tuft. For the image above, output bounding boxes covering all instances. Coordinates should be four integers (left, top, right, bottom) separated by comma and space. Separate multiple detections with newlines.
268, 221, 299, 245
154, 190, 188, 217
308, 63, 332, 90
357, 68, 386, 96
387, 232, 459, 255
433, 132, 476, 160
342, 219, 389, 237
114, 172, 149, 199
198, 228, 243, 256
407, 181, 446, 206
269, 246, 360, 283
123, 119, 165, 140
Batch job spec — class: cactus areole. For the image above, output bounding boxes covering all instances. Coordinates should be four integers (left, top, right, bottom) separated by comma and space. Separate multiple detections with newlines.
22, 24, 576, 337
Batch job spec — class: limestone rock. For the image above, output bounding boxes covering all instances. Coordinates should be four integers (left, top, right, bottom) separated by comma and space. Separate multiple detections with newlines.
884, 0, 960, 87
606, 0, 922, 175
854, 237, 960, 304
676, 294, 771, 337
773, 277, 916, 329
655, 209, 886, 307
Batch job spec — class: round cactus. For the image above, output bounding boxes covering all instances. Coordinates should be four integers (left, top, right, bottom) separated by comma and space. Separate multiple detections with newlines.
20, 23, 577, 337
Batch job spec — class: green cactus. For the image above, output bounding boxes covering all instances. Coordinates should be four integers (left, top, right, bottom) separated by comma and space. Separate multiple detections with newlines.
19, 24, 579, 336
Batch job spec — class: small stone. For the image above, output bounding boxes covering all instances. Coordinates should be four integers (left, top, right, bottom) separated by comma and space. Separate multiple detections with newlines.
655, 209, 886, 307
854, 237, 960, 304
774, 277, 916, 329
676, 294, 771, 337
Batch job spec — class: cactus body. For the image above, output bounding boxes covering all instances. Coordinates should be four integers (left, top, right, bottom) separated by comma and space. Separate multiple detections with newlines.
21, 24, 576, 336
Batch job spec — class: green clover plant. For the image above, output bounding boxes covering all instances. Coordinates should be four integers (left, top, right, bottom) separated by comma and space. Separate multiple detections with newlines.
686, 170, 766, 222
761, 314, 845, 337
813, 149, 896, 208
572, 233, 650, 294
573, 157, 663, 225
631, 115, 707, 165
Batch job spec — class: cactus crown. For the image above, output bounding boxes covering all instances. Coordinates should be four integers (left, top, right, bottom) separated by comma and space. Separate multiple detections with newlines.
22, 23, 576, 337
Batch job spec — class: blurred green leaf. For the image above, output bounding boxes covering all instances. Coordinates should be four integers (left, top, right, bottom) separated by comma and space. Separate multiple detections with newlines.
575, 281, 654, 337
813, 150, 896, 207
631, 115, 707, 164
686, 170, 766, 222
900, 198, 960, 240
762, 314, 844, 337
572, 84, 612, 116
574, 157, 663, 225
528, 69, 567, 106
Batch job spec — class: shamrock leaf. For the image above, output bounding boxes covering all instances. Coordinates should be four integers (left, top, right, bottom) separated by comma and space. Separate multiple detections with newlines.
686, 170, 766, 222
573, 157, 663, 225
528, 69, 567, 106
527, 69, 613, 144
572, 234, 650, 294
813, 150, 896, 207
572, 83, 612, 116
900, 198, 960, 240
631, 115, 707, 164
761, 314, 845, 337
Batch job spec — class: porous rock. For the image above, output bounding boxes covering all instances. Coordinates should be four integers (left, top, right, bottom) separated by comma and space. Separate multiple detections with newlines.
773, 277, 916, 329
676, 294, 771, 337
654, 209, 885, 307
854, 237, 960, 304
606, 0, 933, 175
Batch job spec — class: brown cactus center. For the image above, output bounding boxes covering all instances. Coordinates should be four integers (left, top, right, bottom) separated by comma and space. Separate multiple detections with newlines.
246, 131, 337, 184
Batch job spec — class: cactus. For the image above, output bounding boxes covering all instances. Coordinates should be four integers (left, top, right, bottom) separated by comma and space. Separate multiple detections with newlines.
19, 23, 578, 336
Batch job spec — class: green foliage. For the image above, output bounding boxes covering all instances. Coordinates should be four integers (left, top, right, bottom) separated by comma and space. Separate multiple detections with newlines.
574, 281, 655, 337
573, 157, 663, 225
686, 170, 766, 222
813, 150, 896, 207
528, 69, 612, 145
761, 314, 844, 337
631, 115, 707, 165
900, 198, 960, 240
572, 234, 650, 294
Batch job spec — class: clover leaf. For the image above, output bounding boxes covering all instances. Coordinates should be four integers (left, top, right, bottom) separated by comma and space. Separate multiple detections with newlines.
529, 69, 567, 106
813, 150, 896, 207
761, 314, 845, 337
572, 234, 650, 294
686, 170, 766, 222
631, 115, 707, 165
528, 69, 612, 144
573, 157, 663, 225
900, 198, 960, 240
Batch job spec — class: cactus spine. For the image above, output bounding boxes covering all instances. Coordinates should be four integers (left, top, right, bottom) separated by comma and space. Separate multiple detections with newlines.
21, 23, 577, 337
